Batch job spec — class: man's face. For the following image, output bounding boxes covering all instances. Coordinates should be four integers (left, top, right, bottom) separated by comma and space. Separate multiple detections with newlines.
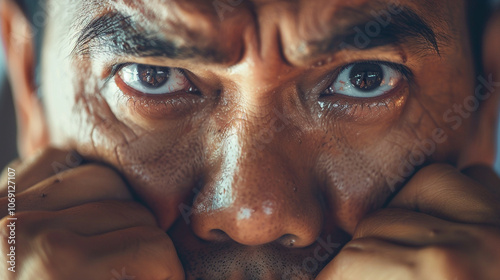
41, 0, 476, 278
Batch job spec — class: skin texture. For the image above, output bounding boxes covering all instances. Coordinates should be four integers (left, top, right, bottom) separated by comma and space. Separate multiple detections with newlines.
0, 149, 185, 280
0, 0, 500, 279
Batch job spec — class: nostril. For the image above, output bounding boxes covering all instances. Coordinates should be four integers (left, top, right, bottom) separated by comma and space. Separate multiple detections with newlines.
278, 234, 299, 248
208, 229, 232, 242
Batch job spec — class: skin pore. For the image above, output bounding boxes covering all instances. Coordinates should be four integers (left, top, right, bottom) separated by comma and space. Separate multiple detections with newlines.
2, 0, 498, 279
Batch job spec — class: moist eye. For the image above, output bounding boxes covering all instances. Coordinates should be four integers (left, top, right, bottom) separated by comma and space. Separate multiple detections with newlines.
349, 63, 383, 92
322, 61, 405, 99
116, 64, 197, 95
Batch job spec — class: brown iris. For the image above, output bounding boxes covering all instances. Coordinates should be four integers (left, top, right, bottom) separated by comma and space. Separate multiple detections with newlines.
349, 63, 383, 92
138, 64, 170, 88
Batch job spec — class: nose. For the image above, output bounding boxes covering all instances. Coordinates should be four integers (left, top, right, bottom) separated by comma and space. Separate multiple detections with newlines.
191, 110, 324, 248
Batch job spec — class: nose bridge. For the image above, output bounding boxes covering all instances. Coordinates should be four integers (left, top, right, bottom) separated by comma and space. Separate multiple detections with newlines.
191, 107, 323, 247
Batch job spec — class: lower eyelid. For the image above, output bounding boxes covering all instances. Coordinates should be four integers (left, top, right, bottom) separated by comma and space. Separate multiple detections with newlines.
318, 78, 409, 122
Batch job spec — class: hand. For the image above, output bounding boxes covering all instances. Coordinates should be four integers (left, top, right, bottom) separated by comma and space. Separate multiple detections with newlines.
0, 148, 184, 280
316, 164, 500, 280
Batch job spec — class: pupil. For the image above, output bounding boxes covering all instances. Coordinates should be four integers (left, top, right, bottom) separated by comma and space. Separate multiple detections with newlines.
138, 65, 170, 88
349, 63, 383, 92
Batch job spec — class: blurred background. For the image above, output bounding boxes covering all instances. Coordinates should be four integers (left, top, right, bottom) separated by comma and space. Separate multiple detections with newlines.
0, 20, 18, 169
0, 3, 500, 174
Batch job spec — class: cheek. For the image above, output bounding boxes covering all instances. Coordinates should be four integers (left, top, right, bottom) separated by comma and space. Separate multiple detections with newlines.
75, 82, 206, 230
317, 56, 476, 234
408, 54, 477, 161
313, 90, 450, 233
115, 130, 204, 230
49, 57, 206, 231
314, 123, 418, 234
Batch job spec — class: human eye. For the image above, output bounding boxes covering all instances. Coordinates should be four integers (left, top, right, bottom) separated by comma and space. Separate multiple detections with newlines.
116, 64, 198, 95
316, 61, 411, 121
322, 62, 407, 98
109, 63, 206, 118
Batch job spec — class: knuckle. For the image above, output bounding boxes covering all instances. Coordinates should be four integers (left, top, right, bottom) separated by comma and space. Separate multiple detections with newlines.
330, 244, 368, 277
132, 226, 181, 279
419, 246, 455, 265
154, 230, 176, 254
418, 245, 472, 279
129, 226, 175, 256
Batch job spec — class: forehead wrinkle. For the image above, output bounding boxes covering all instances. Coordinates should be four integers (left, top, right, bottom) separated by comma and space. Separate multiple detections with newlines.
75, 0, 221, 48
110, 0, 227, 42
284, 0, 392, 61
284, 0, 451, 63
66, 0, 247, 66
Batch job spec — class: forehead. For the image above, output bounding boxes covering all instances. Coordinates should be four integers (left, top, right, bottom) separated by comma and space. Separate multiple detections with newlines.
68, 0, 451, 33
74, 0, 442, 14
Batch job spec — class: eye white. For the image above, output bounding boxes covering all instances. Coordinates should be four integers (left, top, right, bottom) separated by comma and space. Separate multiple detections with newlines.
118, 64, 189, 95
330, 63, 402, 98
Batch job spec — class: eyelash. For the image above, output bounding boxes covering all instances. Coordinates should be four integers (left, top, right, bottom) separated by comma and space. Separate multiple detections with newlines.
317, 83, 407, 122
109, 63, 205, 118
316, 61, 412, 121
107, 60, 412, 119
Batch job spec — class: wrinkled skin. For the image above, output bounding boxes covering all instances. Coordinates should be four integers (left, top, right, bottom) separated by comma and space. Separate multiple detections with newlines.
1, 0, 500, 279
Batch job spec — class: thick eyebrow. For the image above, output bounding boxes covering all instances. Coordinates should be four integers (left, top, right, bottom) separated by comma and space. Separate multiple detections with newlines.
296, 6, 444, 61
73, 5, 445, 65
72, 12, 227, 63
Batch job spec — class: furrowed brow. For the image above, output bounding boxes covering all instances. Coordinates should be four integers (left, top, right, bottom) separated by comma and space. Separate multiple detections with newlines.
72, 12, 226, 63
299, 6, 445, 60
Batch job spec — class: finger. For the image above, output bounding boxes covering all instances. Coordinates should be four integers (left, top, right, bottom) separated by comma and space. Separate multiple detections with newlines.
388, 164, 500, 225
352, 208, 476, 247
12, 200, 157, 237
0, 164, 133, 215
317, 237, 474, 280
0, 148, 83, 196
316, 238, 418, 280
87, 227, 185, 280
28, 227, 185, 280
